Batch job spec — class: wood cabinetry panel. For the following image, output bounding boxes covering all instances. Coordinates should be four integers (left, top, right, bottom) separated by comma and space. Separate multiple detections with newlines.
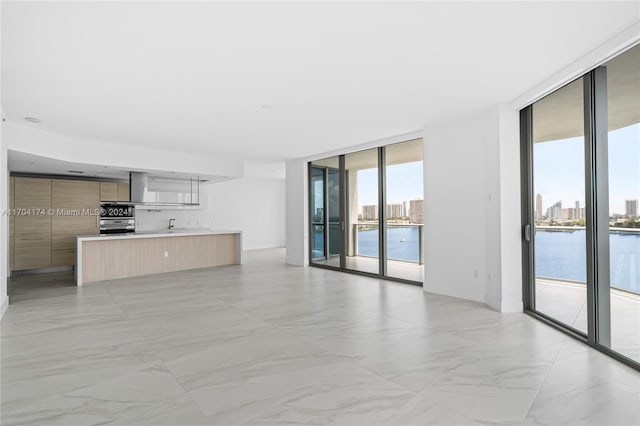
52, 249, 75, 267
11, 177, 102, 271
13, 177, 52, 270
9, 176, 15, 234
100, 182, 118, 201
15, 236, 51, 270
52, 235, 76, 251
52, 215, 98, 236
14, 177, 51, 208
82, 234, 239, 283
14, 215, 52, 238
52, 179, 99, 209
50, 179, 100, 267
117, 183, 130, 201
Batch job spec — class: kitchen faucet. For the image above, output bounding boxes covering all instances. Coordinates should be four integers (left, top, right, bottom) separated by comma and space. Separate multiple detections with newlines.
169, 218, 175, 230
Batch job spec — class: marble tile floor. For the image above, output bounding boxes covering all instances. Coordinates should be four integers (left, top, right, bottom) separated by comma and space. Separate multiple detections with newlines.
1, 248, 638, 426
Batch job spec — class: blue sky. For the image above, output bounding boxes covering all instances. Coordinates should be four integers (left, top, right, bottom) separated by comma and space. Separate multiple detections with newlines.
357, 161, 423, 210
320, 122, 637, 216
534, 123, 639, 215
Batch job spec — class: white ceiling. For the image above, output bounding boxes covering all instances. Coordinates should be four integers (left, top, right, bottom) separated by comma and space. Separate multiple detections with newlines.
8, 150, 228, 184
2, 2, 639, 161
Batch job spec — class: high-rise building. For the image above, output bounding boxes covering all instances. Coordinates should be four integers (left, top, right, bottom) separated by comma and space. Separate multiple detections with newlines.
386, 203, 404, 219
546, 201, 562, 221
409, 199, 424, 224
403, 201, 410, 218
362, 204, 378, 220
536, 193, 543, 219
626, 199, 638, 218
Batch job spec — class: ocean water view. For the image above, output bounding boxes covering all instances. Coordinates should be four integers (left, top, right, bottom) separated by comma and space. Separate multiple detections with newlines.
316, 227, 639, 294
534, 229, 639, 293
358, 226, 420, 263
359, 227, 639, 293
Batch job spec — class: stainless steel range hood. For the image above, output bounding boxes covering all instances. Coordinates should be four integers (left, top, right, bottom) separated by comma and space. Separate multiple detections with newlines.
129, 172, 200, 206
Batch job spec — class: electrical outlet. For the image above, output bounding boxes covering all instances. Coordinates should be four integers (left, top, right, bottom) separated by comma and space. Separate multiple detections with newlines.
164, 251, 169, 258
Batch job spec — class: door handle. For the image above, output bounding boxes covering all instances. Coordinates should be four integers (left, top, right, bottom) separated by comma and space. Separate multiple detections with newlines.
341, 221, 345, 231
523, 224, 531, 242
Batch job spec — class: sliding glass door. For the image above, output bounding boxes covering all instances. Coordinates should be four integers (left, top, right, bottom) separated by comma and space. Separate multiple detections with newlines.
344, 148, 380, 275
384, 139, 424, 281
309, 156, 341, 268
310, 166, 325, 262
604, 45, 640, 362
308, 139, 424, 285
531, 77, 588, 334
522, 44, 639, 368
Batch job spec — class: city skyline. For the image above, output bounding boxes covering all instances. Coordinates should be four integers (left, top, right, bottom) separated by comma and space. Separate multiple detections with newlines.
535, 193, 638, 220
360, 198, 424, 224
534, 123, 639, 215
357, 160, 423, 212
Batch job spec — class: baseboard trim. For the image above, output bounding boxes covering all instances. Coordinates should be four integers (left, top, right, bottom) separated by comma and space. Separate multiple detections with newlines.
11, 266, 74, 276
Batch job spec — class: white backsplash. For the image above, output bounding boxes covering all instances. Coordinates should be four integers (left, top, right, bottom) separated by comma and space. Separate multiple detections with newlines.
135, 208, 215, 231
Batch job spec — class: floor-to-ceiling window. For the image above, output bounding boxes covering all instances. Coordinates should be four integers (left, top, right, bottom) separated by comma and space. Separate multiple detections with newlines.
604, 45, 640, 363
309, 156, 340, 268
522, 44, 639, 369
310, 166, 325, 262
531, 77, 588, 334
345, 148, 380, 275
384, 139, 424, 281
308, 139, 424, 285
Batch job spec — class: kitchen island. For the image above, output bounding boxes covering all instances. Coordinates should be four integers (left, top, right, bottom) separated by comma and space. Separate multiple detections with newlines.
75, 229, 242, 285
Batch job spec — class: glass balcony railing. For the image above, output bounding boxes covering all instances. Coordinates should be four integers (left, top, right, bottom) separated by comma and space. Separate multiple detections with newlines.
352, 223, 424, 265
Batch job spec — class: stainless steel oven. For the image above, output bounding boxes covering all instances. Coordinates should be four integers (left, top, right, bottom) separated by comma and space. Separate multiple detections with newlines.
99, 203, 135, 234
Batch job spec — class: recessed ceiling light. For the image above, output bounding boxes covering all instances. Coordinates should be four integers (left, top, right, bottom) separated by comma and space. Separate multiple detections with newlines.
261, 104, 272, 110
68, 170, 85, 174
24, 117, 42, 123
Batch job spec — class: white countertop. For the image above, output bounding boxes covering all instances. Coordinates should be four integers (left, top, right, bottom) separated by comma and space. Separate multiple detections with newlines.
77, 229, 242, 241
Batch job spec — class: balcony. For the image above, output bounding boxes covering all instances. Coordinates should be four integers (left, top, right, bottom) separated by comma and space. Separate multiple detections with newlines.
536, 277, 640, 363
311, 223, 424, 282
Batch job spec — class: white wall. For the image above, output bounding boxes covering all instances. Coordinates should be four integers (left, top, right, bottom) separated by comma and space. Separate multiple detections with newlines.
285, 159, 308, 266
423, 105, 522, 311
423, 109, 490, 303
136, 177, 286, 251
0, 1, 7, 319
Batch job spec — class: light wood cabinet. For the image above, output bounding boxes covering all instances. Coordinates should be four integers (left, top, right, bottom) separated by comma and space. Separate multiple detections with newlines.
51, 179, 100, 267
13, 177, 52, 270
10, 176, 128, 271
100, 181, 129, 201
117, 182, 130, 201
52, 179, 100, 209
100, 182, 118, 201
